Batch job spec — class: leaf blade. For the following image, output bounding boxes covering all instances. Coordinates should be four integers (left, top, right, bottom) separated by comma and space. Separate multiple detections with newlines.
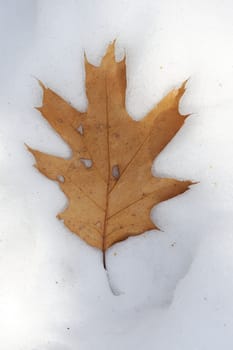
28, 43, 194, 261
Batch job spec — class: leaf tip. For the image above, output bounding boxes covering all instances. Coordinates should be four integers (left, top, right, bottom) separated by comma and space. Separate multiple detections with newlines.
189, 180, 199, 186
101, 40, 117, 66
24, 143, 33, 153
183, 113, 192, 121
84, 50, 88, 64
34, 106, 42, 113
155, 225, 164, 232
25, 144, 38, 162
57, 213, 62, 220
31, 76, 46, 91
176, 80, 188, 100
108, 39, 117, 52
84, 50, 97, 71
39, 80, 47, 90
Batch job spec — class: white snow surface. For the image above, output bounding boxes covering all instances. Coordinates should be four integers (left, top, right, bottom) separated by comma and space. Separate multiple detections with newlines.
1, 0, 233, 349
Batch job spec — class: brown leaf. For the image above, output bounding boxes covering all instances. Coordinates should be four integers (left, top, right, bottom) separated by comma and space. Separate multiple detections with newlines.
28, 42, 193, 267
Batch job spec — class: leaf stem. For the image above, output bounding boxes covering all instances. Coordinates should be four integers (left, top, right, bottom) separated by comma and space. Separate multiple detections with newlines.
103, 250, 106, 270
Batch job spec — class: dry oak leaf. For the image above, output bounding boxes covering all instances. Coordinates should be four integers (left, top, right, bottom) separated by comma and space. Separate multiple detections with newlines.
28, 42, 193, 267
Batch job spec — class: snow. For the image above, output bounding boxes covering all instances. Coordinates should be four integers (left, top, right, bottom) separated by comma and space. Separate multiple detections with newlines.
1, 0, 233, 349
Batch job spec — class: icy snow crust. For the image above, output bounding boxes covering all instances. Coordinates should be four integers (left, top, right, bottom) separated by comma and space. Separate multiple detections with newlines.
1, 0, 233, 349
